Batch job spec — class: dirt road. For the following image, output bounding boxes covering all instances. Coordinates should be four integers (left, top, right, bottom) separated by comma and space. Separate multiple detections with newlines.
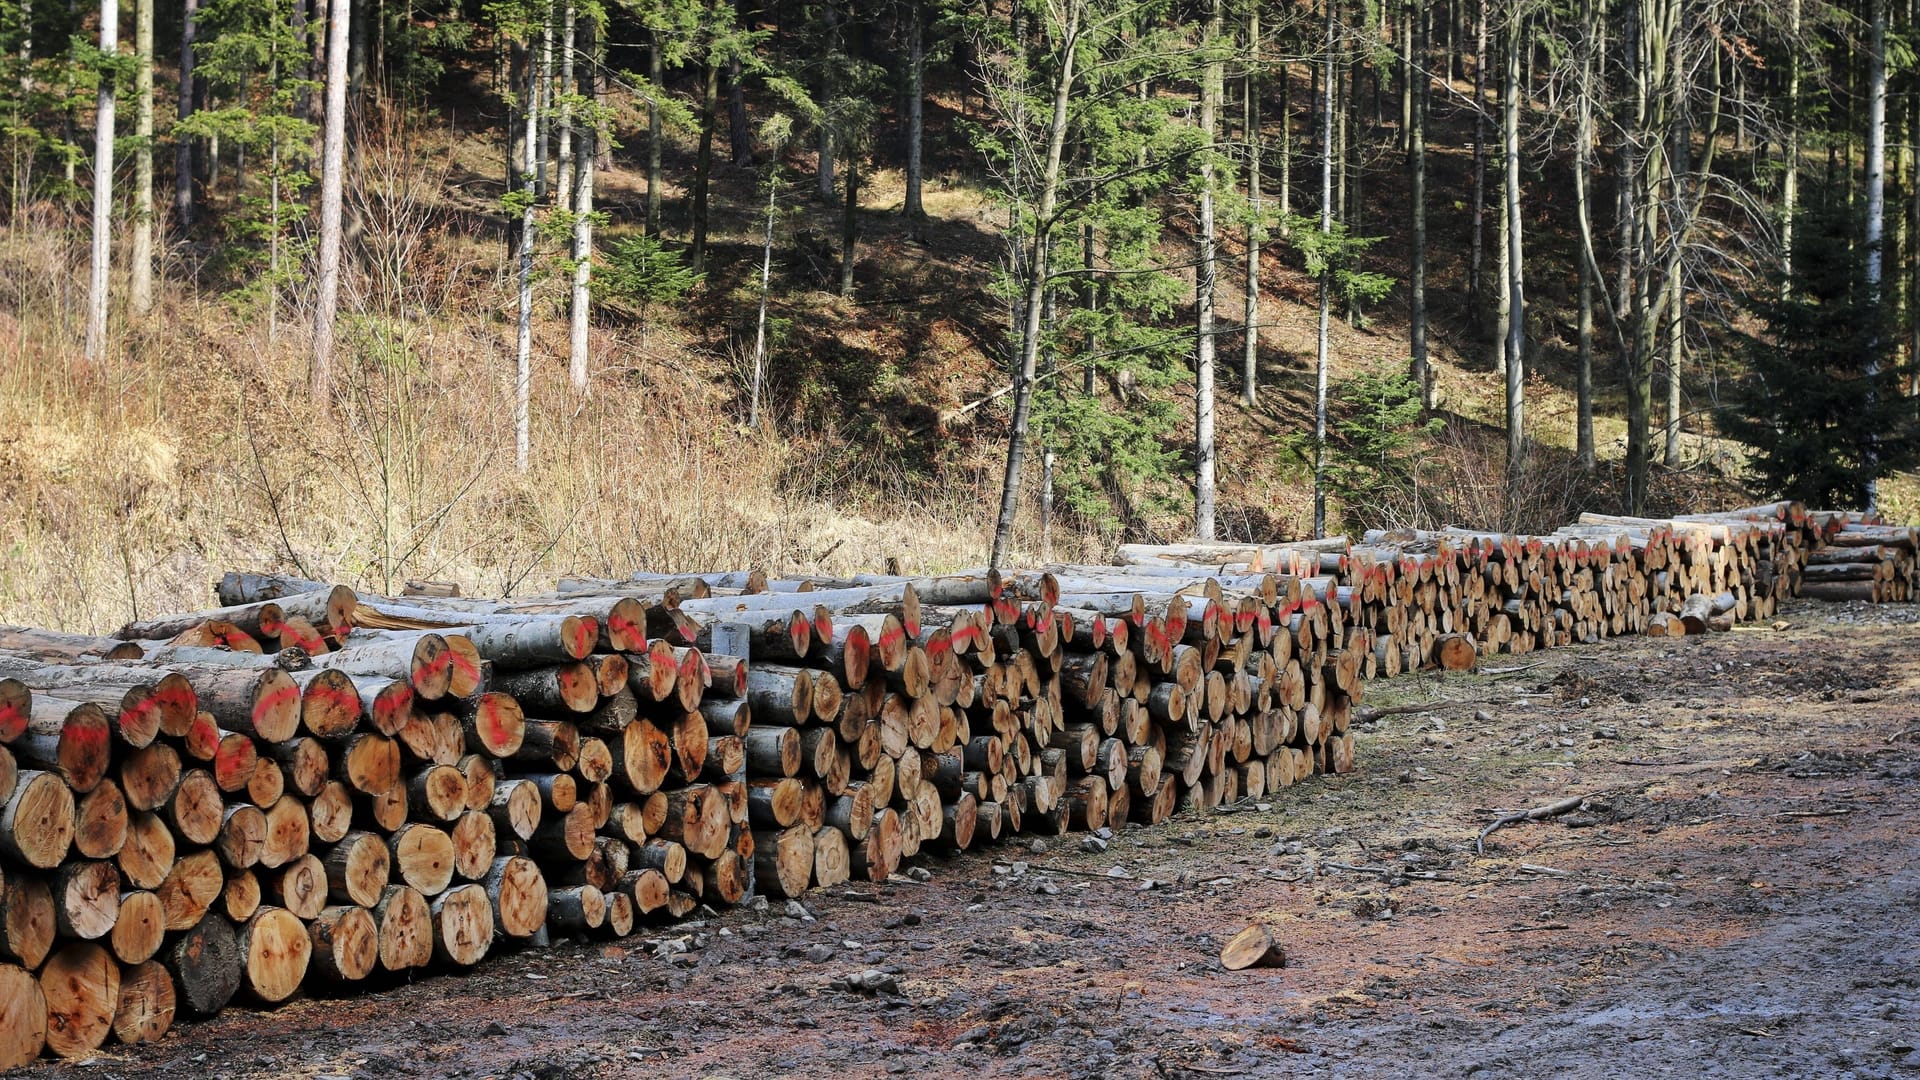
30, 600, 1920, 1080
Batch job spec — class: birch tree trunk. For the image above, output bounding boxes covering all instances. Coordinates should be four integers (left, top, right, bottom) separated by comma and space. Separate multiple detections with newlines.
84, 0, 119, 362
130, 0, 155, 316
536, 8, 553, 198
1194, 0, 1222, 541
1781, 0, 1798, 284
515, 9, 545, 471
750, 172, 776, 428
313, 0, 352, 402
1502, 11, 1524, 477
567, 30, 596, 396
556, 0, 574, 209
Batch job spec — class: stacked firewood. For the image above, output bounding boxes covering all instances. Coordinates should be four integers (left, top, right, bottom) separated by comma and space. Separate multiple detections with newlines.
1802, 512, 1919, 602
0, 558, 1362, 1062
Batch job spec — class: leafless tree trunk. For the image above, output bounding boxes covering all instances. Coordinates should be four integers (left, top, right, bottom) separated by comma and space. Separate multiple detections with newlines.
989, 0, 1083, 569
1313, 0, 1333, 539
1194, 0, 1221, 540
1241, 0, 1261, 409
130, 0, 155, 316
1467, 0, 1486, 322
171, 0, 194, 227
556, 0, 575, 208
840, 155, 859, 297
1408, 0, 1429, 408
903, 0, 926, 220
567, 19, 597, 395
1865, 0, 1887, 507
646, 33, 662, 235
1501, 11, 1524, 475
312, 0, 352, 401
750, 172, 777, 427
84, 0, 119, 362
516, 7, 546, 470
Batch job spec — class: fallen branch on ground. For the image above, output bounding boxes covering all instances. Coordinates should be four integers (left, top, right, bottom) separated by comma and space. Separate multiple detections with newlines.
1476, 794, 1597, 855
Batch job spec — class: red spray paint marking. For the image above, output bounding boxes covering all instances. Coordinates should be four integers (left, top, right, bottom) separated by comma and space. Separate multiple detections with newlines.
0, 703, 24, 741
120, 700, 160, 738
814, 616, 835, 647
994, 598, 1019, 626
450, 652, 481, 682
221, 630, 254, 651
1255, 609, 1273, 638
311, 684, 363, 721
879, 625, 906, 652
606, 614, 641, 650
253, 685, 300, 725
925, 634, 952, 659
65, 719, 110, 757
1147, 620, 1170, 656
420, 650, 453, 682
294, 628, 327, 652
154, 684, 196, 714
572, 621, 596, 658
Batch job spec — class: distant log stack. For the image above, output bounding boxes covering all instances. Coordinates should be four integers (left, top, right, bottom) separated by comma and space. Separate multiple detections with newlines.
0, 498, 1902, 1061
1799, 511, 1919, 602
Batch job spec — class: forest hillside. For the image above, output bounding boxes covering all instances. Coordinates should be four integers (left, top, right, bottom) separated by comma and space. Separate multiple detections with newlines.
0, 0, 1915, 632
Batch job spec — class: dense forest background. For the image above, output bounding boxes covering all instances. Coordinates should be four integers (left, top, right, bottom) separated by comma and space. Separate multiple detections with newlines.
0, 0, 1916, 630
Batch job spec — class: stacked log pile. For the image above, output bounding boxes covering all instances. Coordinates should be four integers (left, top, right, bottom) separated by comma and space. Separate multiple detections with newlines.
0, 498, 1904, 1062
0, 559, 1365, 1062
1802, 512, 1919, 602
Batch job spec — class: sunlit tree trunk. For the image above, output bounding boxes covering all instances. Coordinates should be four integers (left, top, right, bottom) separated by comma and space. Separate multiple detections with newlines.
84, 0, 119, 362
130, 0, 155, 317
1194, 0, 1221, 540
313, 0, 352, 401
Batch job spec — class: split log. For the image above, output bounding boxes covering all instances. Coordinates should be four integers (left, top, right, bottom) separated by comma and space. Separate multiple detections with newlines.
307, 905, 380, 983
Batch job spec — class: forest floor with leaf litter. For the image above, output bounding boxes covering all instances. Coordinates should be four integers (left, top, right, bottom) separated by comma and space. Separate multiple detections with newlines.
27, 599, 1920, 1080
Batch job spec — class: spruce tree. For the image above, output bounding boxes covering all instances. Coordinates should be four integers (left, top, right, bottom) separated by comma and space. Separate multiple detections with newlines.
1723, 198, 1920, 508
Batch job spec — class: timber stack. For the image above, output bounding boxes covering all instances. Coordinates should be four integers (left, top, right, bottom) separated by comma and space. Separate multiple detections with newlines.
1800, 511, 1919, 602
0, 557, 1363, 1062
0, 498, 1904, 1063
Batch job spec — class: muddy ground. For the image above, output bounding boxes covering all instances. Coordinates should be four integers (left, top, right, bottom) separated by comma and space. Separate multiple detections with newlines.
29, 600, 1920, 1080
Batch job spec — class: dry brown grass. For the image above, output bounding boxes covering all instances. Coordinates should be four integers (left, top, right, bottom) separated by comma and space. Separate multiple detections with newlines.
0, 195, 1012, 633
